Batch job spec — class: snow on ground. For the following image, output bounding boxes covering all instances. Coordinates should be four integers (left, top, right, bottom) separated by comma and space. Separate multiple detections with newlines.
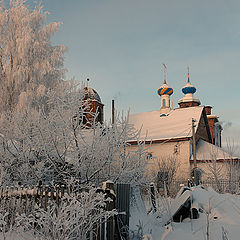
129, 186, 165, 239
130, 186, 240, 240
2, 186, 240, 240
165, 186, 240, 240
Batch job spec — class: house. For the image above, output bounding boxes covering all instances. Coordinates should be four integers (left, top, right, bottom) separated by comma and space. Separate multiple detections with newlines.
128, 69, 239, 183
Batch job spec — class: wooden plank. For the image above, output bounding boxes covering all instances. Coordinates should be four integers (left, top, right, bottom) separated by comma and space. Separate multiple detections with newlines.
44, 185, 49, 211
116, 183, 130, 240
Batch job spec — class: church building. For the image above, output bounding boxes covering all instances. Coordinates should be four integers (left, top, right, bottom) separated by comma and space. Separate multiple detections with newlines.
128, 68, 239, 183
80, 80, 104, 126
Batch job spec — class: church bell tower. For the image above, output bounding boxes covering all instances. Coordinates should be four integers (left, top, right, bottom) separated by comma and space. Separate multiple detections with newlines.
80, 79, 104, 126
178, 68, 200, 108
157, 64, 173, 116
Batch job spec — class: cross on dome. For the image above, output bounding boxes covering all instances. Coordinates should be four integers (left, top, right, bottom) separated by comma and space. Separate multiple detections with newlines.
157, 64, 174, 116
157, 64, 173, 96
182, 67, 197, 95
178, 67, 200, 108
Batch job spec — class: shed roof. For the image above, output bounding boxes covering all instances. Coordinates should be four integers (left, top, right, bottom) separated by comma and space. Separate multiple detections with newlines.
192, 139, 239, 161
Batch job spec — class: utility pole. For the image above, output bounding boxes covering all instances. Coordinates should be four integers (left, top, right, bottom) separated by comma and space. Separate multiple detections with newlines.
112, 99, 115, 125
192, 118, 197, 185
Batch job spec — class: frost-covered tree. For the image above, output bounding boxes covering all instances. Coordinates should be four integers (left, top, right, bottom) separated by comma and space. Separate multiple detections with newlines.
0, 81, 148, 186
204, 141, 240, 193
0, 1, 148, 238
0, 81, 147, 238
205, 156, 224, 192
0, 0, 66, 112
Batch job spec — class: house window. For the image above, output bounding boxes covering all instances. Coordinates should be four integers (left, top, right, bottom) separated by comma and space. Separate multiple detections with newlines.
174, 143, 179, 154
147, 153, 153, 160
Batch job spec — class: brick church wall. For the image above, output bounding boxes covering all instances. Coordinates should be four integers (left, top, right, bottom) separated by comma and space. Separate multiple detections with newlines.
179, 101, 200, 108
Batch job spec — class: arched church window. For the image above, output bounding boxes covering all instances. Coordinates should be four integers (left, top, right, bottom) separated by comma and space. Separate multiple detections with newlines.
97, 107, 102, 123
162, 99, 166, 107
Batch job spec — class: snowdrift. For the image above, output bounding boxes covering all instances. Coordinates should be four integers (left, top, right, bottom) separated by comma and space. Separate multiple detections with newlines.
130, 185, 240, 240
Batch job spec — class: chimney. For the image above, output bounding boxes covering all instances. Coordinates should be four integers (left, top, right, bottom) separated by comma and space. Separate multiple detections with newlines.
205, 106, 212, 115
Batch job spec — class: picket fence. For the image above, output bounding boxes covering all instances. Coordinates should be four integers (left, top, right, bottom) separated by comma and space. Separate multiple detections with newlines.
0, 182, 116, 240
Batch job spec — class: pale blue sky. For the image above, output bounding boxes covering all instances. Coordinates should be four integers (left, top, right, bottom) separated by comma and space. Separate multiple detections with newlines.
40, 0, 240, 150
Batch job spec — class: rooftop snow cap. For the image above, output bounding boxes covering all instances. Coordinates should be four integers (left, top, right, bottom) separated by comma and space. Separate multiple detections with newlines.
80, 87, 102, 103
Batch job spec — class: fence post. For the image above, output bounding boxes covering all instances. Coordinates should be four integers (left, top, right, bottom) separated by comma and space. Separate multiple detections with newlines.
60, 185, 65, 198
39, 184, 43, 208
116, 183, 130, 240
150, 183, 156, 212
50, 186, 54, 201
20, 186, 24, 215
44, 185, 49, 211
105, 182, 115, 240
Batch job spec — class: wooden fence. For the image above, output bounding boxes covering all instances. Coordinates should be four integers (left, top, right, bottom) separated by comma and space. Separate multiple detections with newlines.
0, 182, 116, 240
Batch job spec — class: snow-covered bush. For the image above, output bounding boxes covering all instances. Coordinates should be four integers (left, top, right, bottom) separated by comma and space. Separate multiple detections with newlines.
0, 81, 148, 186
16, 187, 117, 240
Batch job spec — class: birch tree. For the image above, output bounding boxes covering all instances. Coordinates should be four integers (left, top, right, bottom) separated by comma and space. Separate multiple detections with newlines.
0, 0, 66, 112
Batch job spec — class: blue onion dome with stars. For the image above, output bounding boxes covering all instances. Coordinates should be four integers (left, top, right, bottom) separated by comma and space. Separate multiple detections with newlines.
157, 82, 173, 96
182, 73, 196, 94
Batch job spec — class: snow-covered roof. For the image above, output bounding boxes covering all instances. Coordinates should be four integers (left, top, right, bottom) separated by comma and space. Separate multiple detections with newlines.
129, 106, 204, 141
193, 139, 238, 161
